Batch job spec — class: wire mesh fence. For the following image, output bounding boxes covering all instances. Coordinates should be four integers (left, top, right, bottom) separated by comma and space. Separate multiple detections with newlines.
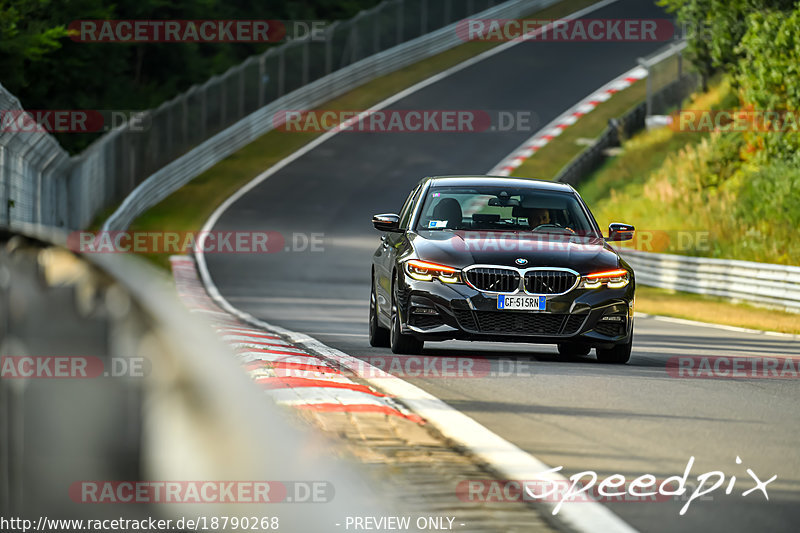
1, 0, 514, 230
639, 40, 692, 116
556, 41, 700, 186
0, 87, 73, 228
117, 0, 501, 174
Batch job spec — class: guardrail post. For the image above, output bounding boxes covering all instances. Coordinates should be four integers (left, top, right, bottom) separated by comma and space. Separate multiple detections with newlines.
351, 20, 360, 63
258, 55, 266, 107
278, 47, 285, 97
0, 146, 7, 226
200, 86, 207, 139
637, 57, 652, 117
397, 0, 404, 45
38, 149, 60, 225
325, 22, 337, 74
182, 92, 189, 149
220, 78, 227, 127
373, 10, 381, 53
97, 0, 573, 233
239, 68, 245, 118
304, 39, 311, 86
165, 105, 173, 162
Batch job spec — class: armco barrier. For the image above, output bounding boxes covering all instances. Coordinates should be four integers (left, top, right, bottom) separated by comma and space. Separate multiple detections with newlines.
0, 225, 383, 525
620, 248, 800, 313
1, 0, 560, 232
554, 41, 698, 185
100, 0, 558, 231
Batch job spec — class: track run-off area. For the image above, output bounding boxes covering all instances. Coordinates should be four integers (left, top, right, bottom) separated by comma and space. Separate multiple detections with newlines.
199, 0, 800, 531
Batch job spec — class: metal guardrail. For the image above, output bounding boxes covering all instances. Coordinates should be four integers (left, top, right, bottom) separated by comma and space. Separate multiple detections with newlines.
621, 249, 800, 313
552, 41, 800, 313
0, 226, 382, 525
0, 0, 558, 232
101, 0, 557, 231
555, 41, 699, 185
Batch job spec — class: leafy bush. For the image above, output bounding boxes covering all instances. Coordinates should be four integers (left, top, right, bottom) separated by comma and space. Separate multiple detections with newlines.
593, 1, 800, 264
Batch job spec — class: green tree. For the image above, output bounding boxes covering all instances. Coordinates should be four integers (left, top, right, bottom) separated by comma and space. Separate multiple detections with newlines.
657, 0, 795, 89
734, 6, 800, 162
0, 0, 72, 90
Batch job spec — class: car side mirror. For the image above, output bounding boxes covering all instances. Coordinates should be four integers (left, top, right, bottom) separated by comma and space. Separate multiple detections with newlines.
372, 213, 402, 232
607, 223, 635, 241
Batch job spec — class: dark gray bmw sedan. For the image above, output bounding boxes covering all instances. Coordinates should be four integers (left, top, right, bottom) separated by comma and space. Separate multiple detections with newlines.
370, 175, 636, 363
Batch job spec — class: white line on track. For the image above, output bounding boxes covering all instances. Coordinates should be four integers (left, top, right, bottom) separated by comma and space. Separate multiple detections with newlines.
636, 313, 800, 339
192, 1, 654, 530
195, 0, 621, 252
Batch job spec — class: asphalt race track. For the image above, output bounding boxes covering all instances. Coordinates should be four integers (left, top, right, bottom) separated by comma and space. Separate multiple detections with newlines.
204, 0, 800, 531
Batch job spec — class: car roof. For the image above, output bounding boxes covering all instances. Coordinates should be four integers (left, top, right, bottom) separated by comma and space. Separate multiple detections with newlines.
425, 175, 575, 193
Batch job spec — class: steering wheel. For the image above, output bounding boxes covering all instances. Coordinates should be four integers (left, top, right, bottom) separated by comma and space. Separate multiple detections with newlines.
532, 223, 576, 234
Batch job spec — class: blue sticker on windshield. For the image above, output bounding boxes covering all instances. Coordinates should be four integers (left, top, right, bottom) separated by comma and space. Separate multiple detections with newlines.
428, 220, 447, 228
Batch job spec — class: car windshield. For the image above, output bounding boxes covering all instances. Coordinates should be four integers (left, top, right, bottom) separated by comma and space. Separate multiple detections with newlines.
415, 185, 599, 236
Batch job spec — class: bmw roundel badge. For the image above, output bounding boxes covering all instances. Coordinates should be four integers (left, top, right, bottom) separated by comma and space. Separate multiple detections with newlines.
515, 258, 528, 266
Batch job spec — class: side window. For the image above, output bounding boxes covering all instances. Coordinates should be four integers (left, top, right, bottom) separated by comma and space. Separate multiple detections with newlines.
398, 185, 422, 229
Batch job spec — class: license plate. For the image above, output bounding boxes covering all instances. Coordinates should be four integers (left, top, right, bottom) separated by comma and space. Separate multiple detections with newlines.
497, 295, 546, 311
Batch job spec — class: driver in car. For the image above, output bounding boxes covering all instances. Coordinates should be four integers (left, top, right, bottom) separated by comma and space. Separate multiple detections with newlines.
525, 207, 576, 234
526, 207, 551, 228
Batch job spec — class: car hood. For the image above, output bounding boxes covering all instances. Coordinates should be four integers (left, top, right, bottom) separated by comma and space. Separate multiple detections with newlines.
409, 230, 622, 274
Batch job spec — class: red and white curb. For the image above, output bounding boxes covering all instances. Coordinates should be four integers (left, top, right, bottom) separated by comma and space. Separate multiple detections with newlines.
489, 65, 648, 176
180, 1, 643, 529
171, 255, 423, 423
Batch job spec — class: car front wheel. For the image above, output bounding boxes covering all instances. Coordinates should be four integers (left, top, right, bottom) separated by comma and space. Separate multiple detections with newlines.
390, 275, 424, 355
368, 278, 390, 347
596, 335, 632, 364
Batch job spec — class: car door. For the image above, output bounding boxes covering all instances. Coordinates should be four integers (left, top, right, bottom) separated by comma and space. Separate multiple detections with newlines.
374, 184, 422, 320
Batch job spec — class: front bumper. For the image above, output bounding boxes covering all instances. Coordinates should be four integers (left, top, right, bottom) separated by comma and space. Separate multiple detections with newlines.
398, 276, 634, 348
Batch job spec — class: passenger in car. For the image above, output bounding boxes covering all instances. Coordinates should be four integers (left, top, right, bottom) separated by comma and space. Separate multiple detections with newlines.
431, 198, 463, 229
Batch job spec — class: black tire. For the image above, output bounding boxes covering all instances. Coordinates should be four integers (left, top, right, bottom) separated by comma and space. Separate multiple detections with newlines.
557, 343, 591, 356
390, 274, 424, 355
368, 278, 390, 347
596, 335, 632, 364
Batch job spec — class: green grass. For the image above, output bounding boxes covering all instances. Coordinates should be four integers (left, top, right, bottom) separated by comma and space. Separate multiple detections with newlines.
123, 0, 598, 269
636, 286, 800, 335
112, 2, 800, 335
578, 74, 736, 207
580, 76, 800, 264
512, 73, 800, 332
513, 56, 695, 181
578, 126, 704, 207
513, 76, 648, 179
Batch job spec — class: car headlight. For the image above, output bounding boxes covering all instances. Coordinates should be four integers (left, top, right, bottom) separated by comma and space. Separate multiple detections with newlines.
580, 269, 629, 289
404, 259, 462, 283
